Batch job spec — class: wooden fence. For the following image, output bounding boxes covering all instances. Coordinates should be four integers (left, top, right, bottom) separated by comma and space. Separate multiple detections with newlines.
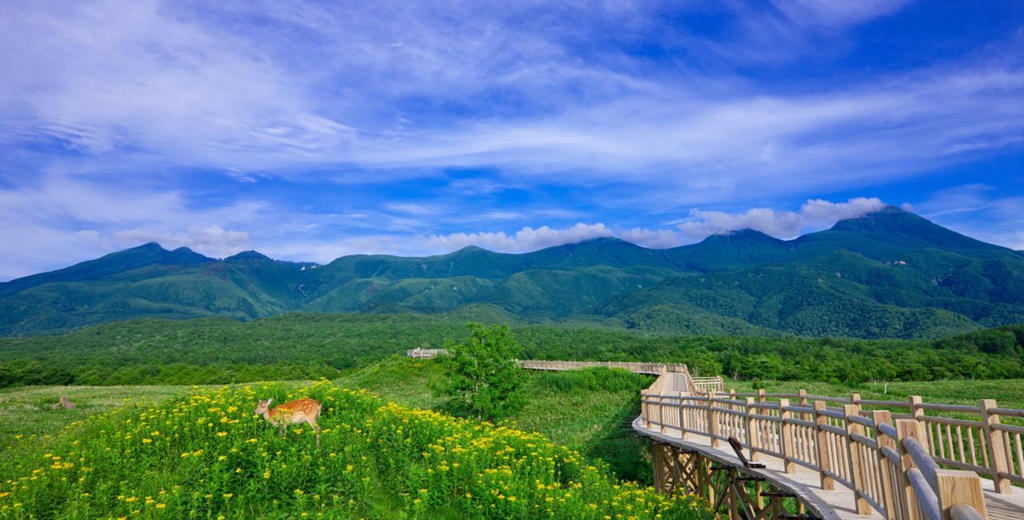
640, 386, 1021, 519
520, 359, 689, 375
404, 351, 725, 393
406, 348, 446, 359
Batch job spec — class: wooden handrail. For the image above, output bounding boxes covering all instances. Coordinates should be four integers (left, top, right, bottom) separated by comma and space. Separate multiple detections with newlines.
637, 374, 1019, 520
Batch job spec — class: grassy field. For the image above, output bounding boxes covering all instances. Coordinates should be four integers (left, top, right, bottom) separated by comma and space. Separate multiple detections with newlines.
5, 360, 1024, 486
0, 385, 193, 453
0, 380, 711, 519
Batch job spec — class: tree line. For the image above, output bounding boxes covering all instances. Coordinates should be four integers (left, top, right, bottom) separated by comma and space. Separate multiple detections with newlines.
0, 314, 1022, 388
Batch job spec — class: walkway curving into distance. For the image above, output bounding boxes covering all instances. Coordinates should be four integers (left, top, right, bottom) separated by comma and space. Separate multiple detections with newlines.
405, 349, 725, 393
407, 349, 1024, 518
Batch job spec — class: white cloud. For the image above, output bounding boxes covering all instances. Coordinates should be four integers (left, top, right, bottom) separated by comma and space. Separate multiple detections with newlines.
1, 0, 1022, 278
618, 228, 687, 250
0, 173, 265, 279
677, 197, 887, 239
0, 0, 353, 171
678, 208, 806, 239
1, 0, 1019, 192
421, 197, 890, 254
800, 198, 888, 224
428, 223, 615, 253
112, 226, 251, 259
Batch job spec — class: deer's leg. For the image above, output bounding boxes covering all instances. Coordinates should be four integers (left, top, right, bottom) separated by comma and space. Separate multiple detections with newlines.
308, 418, 321, 447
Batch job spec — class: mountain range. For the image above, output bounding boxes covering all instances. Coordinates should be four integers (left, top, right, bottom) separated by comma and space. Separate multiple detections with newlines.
3, 206, 1023, 339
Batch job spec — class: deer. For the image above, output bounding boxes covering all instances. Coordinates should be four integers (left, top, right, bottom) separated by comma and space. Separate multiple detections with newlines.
253, 397, 322, 446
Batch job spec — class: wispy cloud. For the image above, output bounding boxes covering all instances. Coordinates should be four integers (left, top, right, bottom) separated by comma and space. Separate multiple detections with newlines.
3, 0, 1019, 190
771, 0, 914, 29
910, 185, 1024, 250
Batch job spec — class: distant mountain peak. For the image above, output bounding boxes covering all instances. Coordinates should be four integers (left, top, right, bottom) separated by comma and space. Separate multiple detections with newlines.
452, 245, 487, 253
699, 228, 783, 245
133, 242, 167, 251
225, 250, 272, 262
563, 236, 634, 248
804, 204, 1007, 254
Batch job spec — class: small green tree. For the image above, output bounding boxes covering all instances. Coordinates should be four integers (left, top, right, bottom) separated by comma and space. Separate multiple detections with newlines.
434, 323, 527, 422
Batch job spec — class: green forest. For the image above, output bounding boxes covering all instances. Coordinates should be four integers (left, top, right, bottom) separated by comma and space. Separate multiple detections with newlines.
1, 313, 1022, 388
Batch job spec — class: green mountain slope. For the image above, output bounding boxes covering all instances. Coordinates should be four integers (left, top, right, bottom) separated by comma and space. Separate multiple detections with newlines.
2, 206, 1023, 338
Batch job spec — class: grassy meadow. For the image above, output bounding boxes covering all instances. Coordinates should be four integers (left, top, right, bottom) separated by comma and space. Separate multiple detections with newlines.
2, 355, 1024, 518
0, 380, 710, 520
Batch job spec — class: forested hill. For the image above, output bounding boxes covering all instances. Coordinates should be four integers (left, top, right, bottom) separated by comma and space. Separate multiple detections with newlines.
2, 206, 1023, 338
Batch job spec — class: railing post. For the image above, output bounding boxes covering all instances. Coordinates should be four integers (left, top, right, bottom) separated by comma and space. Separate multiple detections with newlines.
873, 410, 897, 520
659, 395, 668, 434
814, 401, 835, 490
936, 470, 988, 520
909, 396, 928, 452
746, 397, 760, 462
679, 393, 689, 440
641, 391, 650, 429
708, 394, 720, 448
980, 398, 1012, 494
845, 404, 872, 515
897, 418, 927, 520
798, 389, 809, 421
780, 398, 796, 474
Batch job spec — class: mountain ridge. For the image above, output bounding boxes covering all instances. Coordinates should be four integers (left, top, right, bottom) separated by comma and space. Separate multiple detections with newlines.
3, 206, 1023, 338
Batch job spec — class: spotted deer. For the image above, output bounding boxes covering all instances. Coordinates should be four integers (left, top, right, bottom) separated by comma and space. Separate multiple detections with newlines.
253, 398, 322, 446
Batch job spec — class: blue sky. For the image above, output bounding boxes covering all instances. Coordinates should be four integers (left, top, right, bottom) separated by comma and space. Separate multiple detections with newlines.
0, 0, 1022, 281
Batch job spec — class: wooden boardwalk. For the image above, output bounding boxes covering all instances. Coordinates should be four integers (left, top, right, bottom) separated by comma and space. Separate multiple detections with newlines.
408, 350, 1024, 518
633, 416, 1024, 519
636, 374, 1024, 520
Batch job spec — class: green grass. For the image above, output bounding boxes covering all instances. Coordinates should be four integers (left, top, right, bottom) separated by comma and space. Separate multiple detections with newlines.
335, 357, 656, 482
0, 381, 711, 519
5, 358, 1024, 518
336, 358, 1024, 483
0, 385, 193, 452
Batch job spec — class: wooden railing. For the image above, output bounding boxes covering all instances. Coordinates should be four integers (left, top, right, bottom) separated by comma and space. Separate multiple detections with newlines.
406, 348, 447, 359
404, 352, 724, 392
691, 376, 725, 394
519, 360, 690, 376
639, 384, 1017, 519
